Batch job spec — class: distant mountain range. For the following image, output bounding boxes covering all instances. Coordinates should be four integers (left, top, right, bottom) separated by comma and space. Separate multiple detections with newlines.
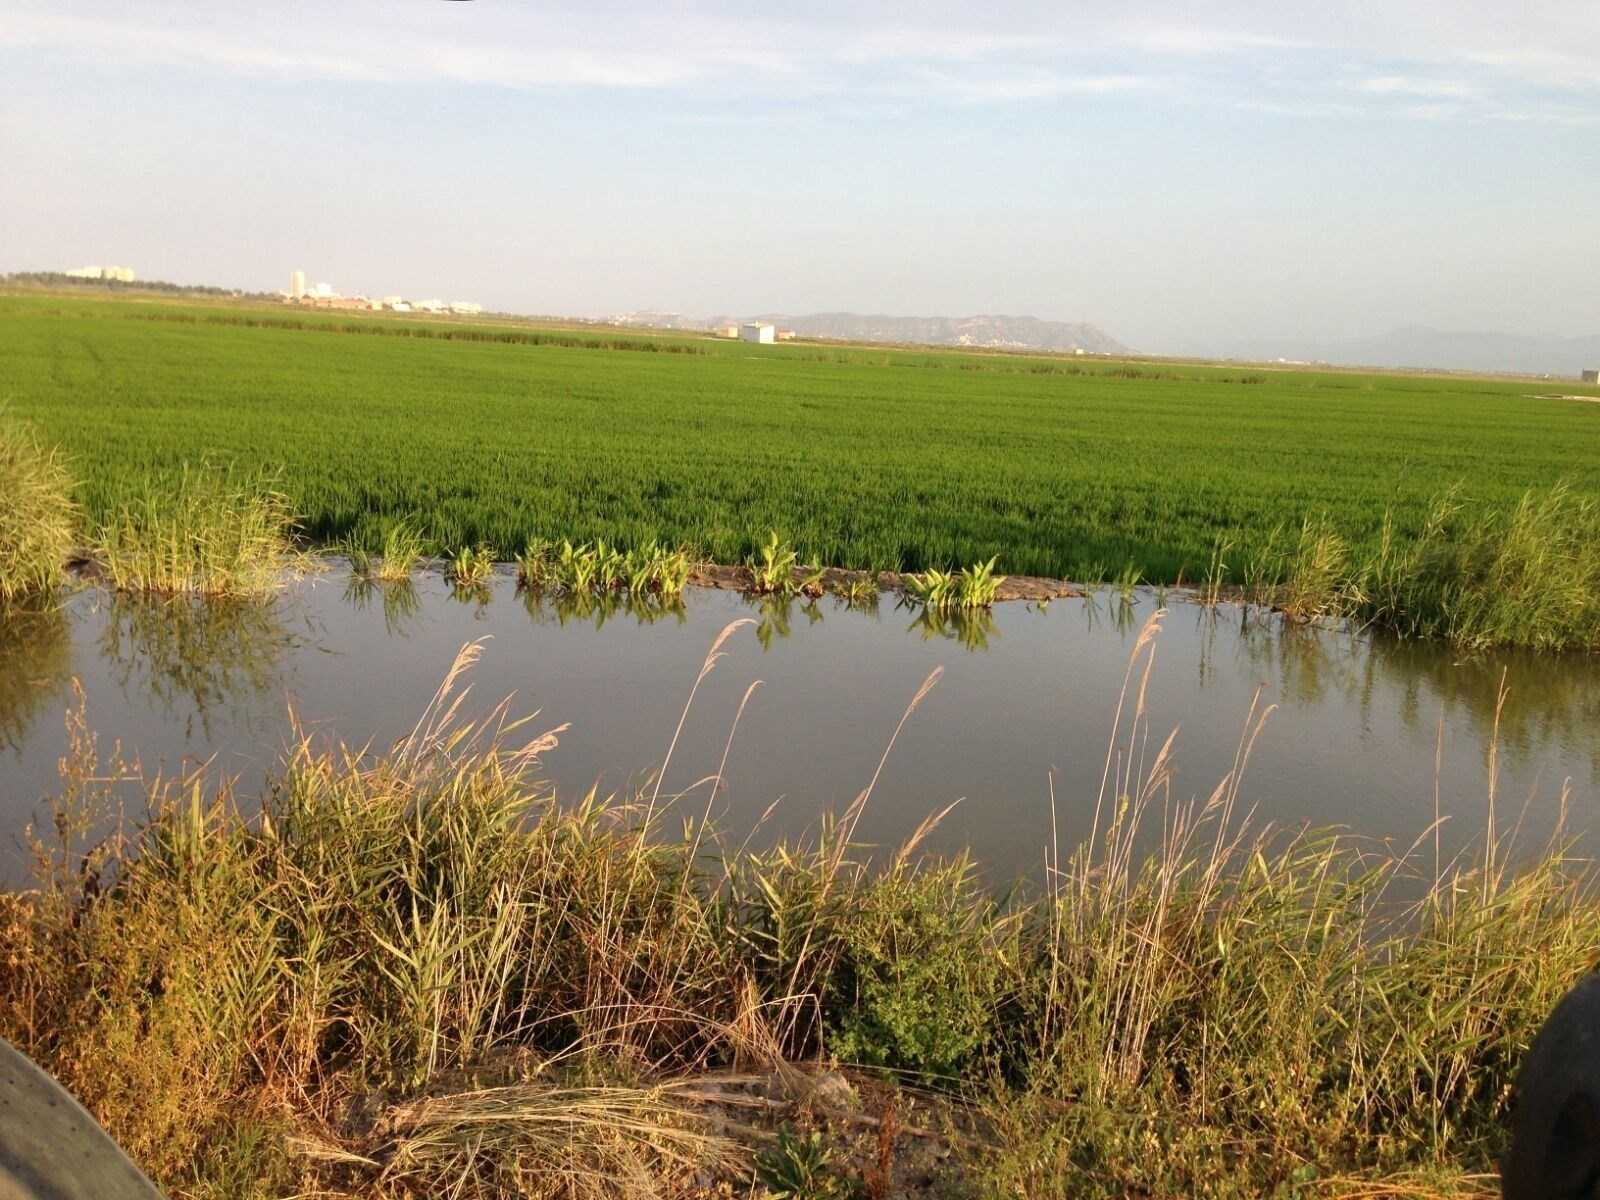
613, 310, 1130, 355
1243, 326, 1600, 377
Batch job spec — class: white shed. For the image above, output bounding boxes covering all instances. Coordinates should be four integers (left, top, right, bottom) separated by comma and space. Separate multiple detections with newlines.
740, 322, 776, 344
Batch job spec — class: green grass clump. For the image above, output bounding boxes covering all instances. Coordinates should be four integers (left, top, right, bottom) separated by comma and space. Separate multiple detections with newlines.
93, 466, 298, 597
3, 625, 1593, 1196
517, 538, 693, 601
443, 543, 495, 587
0, 415, 77, 601
348, 518, 425, 582
905, 557, 1005, 610
1233, 484, 1600, 651
748, 531, 824, 598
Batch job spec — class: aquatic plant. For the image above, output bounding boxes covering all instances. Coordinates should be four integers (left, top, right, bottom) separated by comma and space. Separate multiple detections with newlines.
443, 544, 495, 588
93, 465, 300, 598
1112, 559, 1142, 601
748, 531, 824, 599
904, 557, 1004, 610
349, 520, 425, 583
518, 538, 692, 601
833, 574, 878, 609
0, 415, 77, 601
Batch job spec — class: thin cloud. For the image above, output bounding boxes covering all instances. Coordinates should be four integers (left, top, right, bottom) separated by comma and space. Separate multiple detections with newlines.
2, 1, 1598, 120
1356, 76, 1476, 99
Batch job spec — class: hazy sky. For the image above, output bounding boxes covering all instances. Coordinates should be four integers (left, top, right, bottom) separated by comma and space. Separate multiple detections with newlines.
3, 2, 1597, 353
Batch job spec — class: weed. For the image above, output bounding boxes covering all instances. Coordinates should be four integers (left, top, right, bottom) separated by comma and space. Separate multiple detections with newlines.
749, 532, 824, 599
756, 1127, 860, 1200
833, 574, 879, 610
444, 544, 495, 587
905, 558, 1005, 610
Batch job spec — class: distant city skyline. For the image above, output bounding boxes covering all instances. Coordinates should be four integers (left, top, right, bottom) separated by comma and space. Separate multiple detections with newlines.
3, 2, 1597, 356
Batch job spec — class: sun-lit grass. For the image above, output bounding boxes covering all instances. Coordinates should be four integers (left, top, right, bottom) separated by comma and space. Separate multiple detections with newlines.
92, 465, 300, 597
347, 518, 425, 582
0, 413, 77, 601
748, 531, 824, 598
1232, 483, 1600, 651
6, 292, 1600, 646
904, 557, 1005, 610
2, 619, 1590, 1196
515, 539, 693, 602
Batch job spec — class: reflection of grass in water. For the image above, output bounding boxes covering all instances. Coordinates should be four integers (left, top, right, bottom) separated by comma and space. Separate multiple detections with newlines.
343, 576, 422, 636
1232, 618, 1600, 772
0, 598, 71, 750
448, 581, 494, 617
99, 595, 293, 732
905, 602, 996, 653
520, 585, 687, 631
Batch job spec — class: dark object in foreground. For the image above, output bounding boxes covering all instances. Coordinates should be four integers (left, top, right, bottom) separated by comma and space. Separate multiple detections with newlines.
0, 1038, 165, 1200
1504, 973, 1600, 1199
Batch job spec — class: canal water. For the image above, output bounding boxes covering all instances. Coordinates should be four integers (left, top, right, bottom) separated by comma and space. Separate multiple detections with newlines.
2, 572, 1597, 886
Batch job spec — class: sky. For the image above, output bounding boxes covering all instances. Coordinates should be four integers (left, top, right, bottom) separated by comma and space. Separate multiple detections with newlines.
2, 2, 1598, 354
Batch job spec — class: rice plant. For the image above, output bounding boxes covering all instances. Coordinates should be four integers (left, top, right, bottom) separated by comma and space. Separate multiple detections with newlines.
8, 291, 1600, 644
0, 414, 77, 601
353, 521, 425, 588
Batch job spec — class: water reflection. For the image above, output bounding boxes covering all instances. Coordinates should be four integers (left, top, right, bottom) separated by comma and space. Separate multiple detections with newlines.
0, 600, 71, 751
1203, 610, 1600, 774
98, 595, 298, 736
343, 577, 422, 636
4, 575, 1598, 891
905, 603, 998, 652
520, 586, 689, 630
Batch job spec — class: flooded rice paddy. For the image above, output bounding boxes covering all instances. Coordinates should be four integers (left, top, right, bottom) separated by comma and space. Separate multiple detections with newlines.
3, 571, 1597, 885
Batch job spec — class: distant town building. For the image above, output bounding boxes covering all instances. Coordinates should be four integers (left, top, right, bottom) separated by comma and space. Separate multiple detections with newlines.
414, 299, 447, 313
311, 282, 335, 299
775, 329, 797, 342
1583, 368, 1600, 385
449, 301, 483, 315
290, 269, 306, 299
740, 322, 776, 345
715, 323, 739, 339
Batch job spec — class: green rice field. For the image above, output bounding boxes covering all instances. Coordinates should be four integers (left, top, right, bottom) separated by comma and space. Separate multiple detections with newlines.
3, 291, 1598, 581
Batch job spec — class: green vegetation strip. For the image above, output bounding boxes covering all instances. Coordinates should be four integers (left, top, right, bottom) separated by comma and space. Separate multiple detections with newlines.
4, 293, 1600, 647
1, 634, 1587, 1197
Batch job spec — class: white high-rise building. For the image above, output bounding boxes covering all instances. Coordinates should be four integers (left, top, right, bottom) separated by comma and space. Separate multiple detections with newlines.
290, 269, 306, 299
